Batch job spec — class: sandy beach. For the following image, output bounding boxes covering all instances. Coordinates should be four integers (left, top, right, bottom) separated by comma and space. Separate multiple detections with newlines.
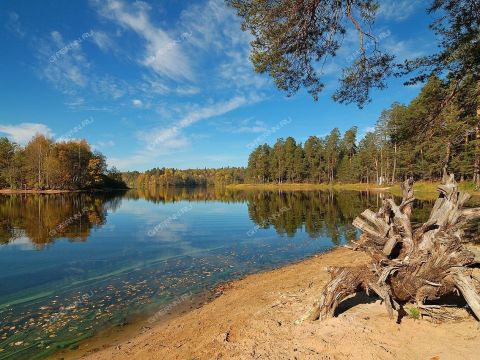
64, 247, 480, 360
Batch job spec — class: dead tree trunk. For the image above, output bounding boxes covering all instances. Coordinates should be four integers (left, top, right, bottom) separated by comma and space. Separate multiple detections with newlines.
311, 174, 480, 322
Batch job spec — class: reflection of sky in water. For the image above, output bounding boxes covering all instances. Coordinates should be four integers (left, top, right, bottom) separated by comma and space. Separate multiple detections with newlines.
3, 235, 36, 250
0, 191, 433, 359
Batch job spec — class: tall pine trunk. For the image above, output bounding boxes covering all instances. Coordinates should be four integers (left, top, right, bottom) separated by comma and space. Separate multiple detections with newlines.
476, 123, 480, 186
474, 80, 480, 187
392, 142, 397, 183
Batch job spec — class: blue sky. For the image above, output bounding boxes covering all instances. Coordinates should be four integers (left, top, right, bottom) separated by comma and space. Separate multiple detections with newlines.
0, 0, 436, 171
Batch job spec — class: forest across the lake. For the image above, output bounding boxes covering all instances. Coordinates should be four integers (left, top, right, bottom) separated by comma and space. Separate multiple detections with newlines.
122, 76, 480, 190
0, 136, 126, 191
1, 76, 478, 192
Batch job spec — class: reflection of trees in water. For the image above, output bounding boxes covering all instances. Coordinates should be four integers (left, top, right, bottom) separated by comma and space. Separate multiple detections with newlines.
246, 191, 434, 244
0, 188, 434, 248
0, 192, 125, 247
125, 186, 249, 203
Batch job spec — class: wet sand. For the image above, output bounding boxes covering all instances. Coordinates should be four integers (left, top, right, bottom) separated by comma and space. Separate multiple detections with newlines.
63, 247, 479, 360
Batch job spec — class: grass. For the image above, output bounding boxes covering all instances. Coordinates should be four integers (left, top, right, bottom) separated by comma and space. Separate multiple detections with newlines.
407, 306, 421, 320
226, 182, 390, 192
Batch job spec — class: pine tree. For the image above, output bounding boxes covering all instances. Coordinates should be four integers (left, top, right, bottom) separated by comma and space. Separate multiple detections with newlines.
304, 136, 322, 182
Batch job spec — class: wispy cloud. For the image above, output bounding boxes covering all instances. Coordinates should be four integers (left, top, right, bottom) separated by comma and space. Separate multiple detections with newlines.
179, 0, 266, 90
93, 0, 193, 81
94, 140, 115, 149
234, 125, 268, 133
0, 123, 53, 144
5, 12, 26, 38
358, 126, 375, 139
377, 0, 423, 21
27, 0, 268, 170
217, 117, 268, 134
110, 95, 260, 170
34, 27, 137, 106
91, 31, 114, 52
383, 38, 428, 62
140, 95, 257, 151
38, 30, 91, 91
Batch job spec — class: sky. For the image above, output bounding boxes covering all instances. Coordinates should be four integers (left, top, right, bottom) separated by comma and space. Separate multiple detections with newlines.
0, 0, 438, 171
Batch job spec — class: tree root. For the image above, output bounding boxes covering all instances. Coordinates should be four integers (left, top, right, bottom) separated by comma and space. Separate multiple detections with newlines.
313, 174, 480, 322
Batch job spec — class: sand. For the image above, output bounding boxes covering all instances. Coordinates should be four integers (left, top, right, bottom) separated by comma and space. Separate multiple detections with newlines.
75, 247, 479, 360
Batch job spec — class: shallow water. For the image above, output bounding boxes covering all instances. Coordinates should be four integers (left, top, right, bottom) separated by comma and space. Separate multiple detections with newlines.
0, 188, 434, 359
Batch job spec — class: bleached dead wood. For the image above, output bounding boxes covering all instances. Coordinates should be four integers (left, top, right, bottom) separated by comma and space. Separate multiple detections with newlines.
312, 174, 480, 322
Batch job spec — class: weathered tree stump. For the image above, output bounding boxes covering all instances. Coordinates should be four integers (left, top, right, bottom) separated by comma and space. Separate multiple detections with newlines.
311, 173, 480, 322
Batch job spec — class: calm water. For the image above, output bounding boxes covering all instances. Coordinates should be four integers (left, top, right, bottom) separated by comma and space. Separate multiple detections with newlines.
0, 188, 434, 359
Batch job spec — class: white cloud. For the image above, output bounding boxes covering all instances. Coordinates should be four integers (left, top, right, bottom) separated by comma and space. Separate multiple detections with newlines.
218, 118, 268, 133
178, 96, 251, 129
0, 123, 54, 144
37, 30, 91, 93
93, 0, 193, 81
132, 99, 143, 107
91, 75, 129, 99
234, 125, 268, 133
64, 97, 85, 108
175, 86, 201, 96
377, 0, 423, 21
383, 39, 428, 62
142, 96, 256, 150
35, 28, 137, 105
108, 153, 152, 170
97, 140, 115, 148
5, 12, 26, 38
35, 0, 264, 117
138, 76, 170, 95
91, 31, 114, 51
120, 95, 260, 170
179, 0, 267, 90
358, 126, 376, 139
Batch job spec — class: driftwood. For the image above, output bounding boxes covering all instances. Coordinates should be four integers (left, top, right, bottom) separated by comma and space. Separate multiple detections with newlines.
310, 173, 480, 322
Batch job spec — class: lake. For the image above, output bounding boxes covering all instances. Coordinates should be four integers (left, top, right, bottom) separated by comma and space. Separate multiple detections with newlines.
0, 188, 434, 359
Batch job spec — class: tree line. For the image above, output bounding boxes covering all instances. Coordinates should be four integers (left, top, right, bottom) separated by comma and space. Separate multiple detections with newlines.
247, 76, 479, 184
230, 0, 479, 185
122, 167, 246, 188
0, 135, 126, 190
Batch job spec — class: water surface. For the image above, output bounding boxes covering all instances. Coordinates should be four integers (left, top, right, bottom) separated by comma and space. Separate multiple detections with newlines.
0, 188, 434, 359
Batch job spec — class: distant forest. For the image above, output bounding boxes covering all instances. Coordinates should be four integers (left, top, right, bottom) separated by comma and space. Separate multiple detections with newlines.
4, 75, 477, 190
0, 135, 126, 190
125, 76, 479, 187
122, 167, 246, 188
246, 76, 479, 185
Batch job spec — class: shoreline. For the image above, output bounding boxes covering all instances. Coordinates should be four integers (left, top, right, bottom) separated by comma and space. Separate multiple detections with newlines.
226, 182, 391, 192
227, 181, 480, 200
63, 247, 478, 360
52, 250, 338, 360
0, 188, 129, 194
51, 287, 221, 360
0, 189, 79, 194
3, 182, 478, 199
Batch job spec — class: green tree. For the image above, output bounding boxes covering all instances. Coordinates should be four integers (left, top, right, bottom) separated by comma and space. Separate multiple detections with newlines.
325, 129, 341, 182
357, 132, 379, 183
24, 134, 52, 189
228, 0, 393, 106
304, 136, 322, 182
271, 139, 286, 183
293, 144, 306, 182
284, 137, 297, 182
0, 137, 16, 187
